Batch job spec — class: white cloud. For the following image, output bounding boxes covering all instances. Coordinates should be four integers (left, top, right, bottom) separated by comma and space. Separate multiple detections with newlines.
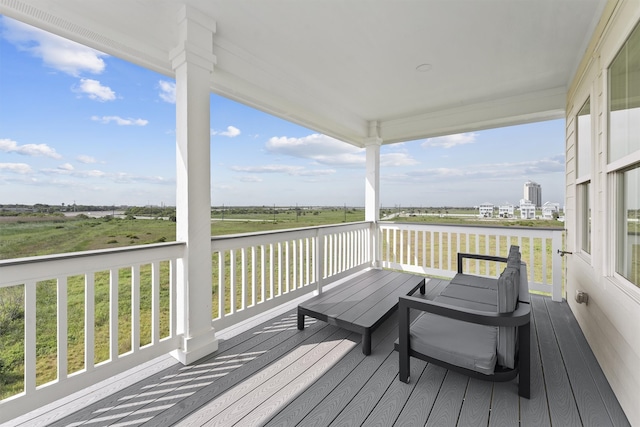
521, 154, 565, 174
239, 176, 263, 183
213, 184, 234, 191
112, 173, 171, 184
0, 162, 32, 174
158, 80, 176, 103
384, 155, 565, 184
41, 167, 103, 177
267, 134, 356, 157
59, 163, 74, 171
77, 155, 97, 164
1, 16, 106, 76
212, 126, 241, 138
296, 169, 336, 176
232, 165, 304, 174
308, 152, 364, 167
266, 134, 365, 167
75, 79, 116, 101
380, 152, 419, 167
231, 164, 335, 177
422, 132, 478, 149
265, 134, 419, 168
91, 116, 148, 126
0, 138, 62, 159
39, 166, 173, 185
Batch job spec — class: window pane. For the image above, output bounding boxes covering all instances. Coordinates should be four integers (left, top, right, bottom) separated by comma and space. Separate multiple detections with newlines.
580, 182, 591, 254
609, 22, 640, 162
617, 165, 640, 287
577, 98, 591, 178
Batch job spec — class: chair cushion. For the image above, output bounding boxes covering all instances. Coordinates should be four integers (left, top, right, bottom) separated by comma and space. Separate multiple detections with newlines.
498, 266, 519, 313
507, 245, 521, 268
449, 273, 499, 290
439, 283, 498, 307
497, 265, 519, 368
434, 295, 496, 311
408, 312, 498, 375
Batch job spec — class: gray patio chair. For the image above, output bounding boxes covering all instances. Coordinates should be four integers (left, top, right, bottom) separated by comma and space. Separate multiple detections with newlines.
396, 246, 531, 398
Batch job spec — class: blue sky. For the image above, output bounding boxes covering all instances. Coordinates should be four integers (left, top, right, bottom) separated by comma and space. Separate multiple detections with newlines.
0, 16, 565, 208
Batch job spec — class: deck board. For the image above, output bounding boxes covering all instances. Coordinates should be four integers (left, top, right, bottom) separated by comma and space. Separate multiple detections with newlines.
6, 277, 630, 427
393, 363, 446, 427
532, 296, 583, 426
544, 298, 631, 427
262, 303, 404, 427
361, 358, 427, 427
457, 379, 491, 426
424, 371, 468, 427
182, 328, 354, 426
240, 334, 359, 427
153, 316, 335, 427
295, 316, 400, 427
519, 297, 551, 427
544, 298, 616, 427
261, 337, 366, 427
489, 381, 519, 426
328, 351, 398, 426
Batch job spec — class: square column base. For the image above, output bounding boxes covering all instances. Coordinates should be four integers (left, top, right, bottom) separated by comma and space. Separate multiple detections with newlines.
171, 328, 218, 365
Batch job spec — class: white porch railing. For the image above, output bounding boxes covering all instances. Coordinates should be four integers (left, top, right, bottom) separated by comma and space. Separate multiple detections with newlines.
0, 242, 184, 422
210, 221, 373, 331
0, 221, 566, 423
378, 222, 565, 301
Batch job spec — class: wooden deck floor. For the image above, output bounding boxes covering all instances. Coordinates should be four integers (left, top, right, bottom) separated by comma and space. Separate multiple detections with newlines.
5, 279, 630, 427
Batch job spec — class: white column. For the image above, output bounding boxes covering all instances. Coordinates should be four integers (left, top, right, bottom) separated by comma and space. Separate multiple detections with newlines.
365, 121, 382, 267
365, 122, 382, 222
170, 6, 218, 365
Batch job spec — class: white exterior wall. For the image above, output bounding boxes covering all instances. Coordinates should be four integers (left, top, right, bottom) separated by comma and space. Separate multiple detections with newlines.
542, 202, 560, 219
566, 1, 640, 424
499, 205, 514, 218
519, 203, 536, 219
478, 203, 494, 217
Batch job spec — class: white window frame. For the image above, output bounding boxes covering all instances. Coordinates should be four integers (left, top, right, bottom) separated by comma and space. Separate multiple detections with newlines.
576, 97, 592, 257
578, 181, 591, 255
608, 162, 640, 291
606, 20, 640, 295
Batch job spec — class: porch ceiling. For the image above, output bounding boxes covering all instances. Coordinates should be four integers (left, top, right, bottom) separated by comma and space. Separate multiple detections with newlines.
1, 0, 607, 146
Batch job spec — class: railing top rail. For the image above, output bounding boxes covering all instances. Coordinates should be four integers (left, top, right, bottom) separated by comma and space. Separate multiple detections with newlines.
379, 221, 565, 233
0, 241, 186, 268
0, 242, 186, 286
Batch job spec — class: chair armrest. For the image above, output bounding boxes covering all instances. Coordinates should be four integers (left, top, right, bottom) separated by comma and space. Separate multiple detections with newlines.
457, 252, 508, 273
398, 295, 530, 327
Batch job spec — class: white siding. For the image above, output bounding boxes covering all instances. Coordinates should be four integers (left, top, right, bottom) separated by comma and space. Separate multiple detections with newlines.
566, 1, 640, 425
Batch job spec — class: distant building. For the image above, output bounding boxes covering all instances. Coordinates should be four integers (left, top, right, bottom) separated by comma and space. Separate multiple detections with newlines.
0, 206, 34, 213
478, 203, 494, 218
519, 199, 536, 219
498, 203, 515, 218
524, 181, 542, 207
542, 202, 560, 219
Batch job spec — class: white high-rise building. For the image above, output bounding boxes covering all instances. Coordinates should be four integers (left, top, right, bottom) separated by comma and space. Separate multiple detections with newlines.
524, 181, 542, 207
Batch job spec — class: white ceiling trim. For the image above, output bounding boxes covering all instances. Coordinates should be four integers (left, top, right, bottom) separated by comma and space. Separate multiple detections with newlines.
380, 87, 567, 145
0, 0, 172, 75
